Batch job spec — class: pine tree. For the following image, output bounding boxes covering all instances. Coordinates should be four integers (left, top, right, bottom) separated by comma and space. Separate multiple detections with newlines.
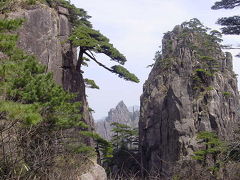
48, 0, 139, 83
111, 122, 138, 151
80, 131, 113, 163
0, 0, 139, 178
212, 0, 240, 9
182, 18, 209, 33
69, 26, 139, 83
192, 131, 224, 175
212, 0, 240, 35
106, 122, 139, 176
0, 17, 92, 179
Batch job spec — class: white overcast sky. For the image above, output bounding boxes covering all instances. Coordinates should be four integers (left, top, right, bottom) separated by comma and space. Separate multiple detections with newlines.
71, 0, 240, 120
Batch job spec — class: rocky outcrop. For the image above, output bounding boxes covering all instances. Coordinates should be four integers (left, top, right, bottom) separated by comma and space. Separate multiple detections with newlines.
7, 3, 93, 128
139, 24, 240, 178
79, 162, 107, 180
96, 101, 139, 140
3, 2, 103, 179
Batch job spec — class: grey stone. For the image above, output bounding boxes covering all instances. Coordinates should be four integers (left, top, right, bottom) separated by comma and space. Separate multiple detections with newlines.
79, 163, 107, 180
8, 4, 94, 129
10, 6, 63, 84
57, 6, 69, 16
5, 3, 103, 177
226, 51, 233, 70
139, 26, 240, 178
59, 14, 70, 36
95, 101, 139, 140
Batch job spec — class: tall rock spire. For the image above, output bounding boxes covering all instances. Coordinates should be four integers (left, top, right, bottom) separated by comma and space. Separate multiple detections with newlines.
139, 21, 240, 178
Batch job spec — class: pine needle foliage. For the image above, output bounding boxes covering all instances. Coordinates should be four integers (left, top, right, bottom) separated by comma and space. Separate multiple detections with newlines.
212, 0, 240, 35
84, 78, 100, 89
60, 0, 140, 84
111, 65, 140, 83
192, 131, 225, 176
182, 18, 209, 33
0, 17, 92, 179
70, 26, 126, 64
80, 131, 113, 159
110, 122, 138, 151
0, 101, 42, 125
0, 24, 84, 128
193, 132, 223, 162
46, 0, 92, 27
105, 122, 140, 177
212, 0, 240, 9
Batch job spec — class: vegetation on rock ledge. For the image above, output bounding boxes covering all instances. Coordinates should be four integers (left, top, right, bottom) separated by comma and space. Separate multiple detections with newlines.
0, 16, 95, 180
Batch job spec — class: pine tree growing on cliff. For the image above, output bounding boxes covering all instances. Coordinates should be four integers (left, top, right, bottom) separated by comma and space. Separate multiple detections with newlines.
69, 26, 139, 83
61, 0, 139, 83
193, 131, 224, 175
0, 17, 94, 179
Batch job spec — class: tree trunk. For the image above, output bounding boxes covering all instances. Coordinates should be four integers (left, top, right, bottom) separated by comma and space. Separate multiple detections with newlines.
76, 47, 84, 72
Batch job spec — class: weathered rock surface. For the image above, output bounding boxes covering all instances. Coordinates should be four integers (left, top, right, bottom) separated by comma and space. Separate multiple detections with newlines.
5, 3, 104, 178
96, 101, 139, 140
8, 3, 93, 128
139, 25, 240, 178
79, 162, 107, 180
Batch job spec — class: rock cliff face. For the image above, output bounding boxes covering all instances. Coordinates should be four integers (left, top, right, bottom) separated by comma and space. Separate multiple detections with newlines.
96, 101, 139, 140
8, 3, 93, 128
139, 24, 240, 178
4, 3, 105, 179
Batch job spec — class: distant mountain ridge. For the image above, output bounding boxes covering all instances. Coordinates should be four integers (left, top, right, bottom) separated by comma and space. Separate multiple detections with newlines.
95, 101, 139, 140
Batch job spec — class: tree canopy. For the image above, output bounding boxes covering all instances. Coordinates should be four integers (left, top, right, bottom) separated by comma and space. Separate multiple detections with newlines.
69, 25, 139, 83
182, 18, 209, 33
60, 0, 139, 84
0, 17, 96, 178
0, 0, 139, 83
212, 0, 240, 9
110, 122, 138, 151
212, 0, 240, 35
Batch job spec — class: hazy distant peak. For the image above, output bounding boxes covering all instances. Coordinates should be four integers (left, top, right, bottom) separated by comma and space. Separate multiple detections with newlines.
116, 100, 128, 110
95, 101, 140, 140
